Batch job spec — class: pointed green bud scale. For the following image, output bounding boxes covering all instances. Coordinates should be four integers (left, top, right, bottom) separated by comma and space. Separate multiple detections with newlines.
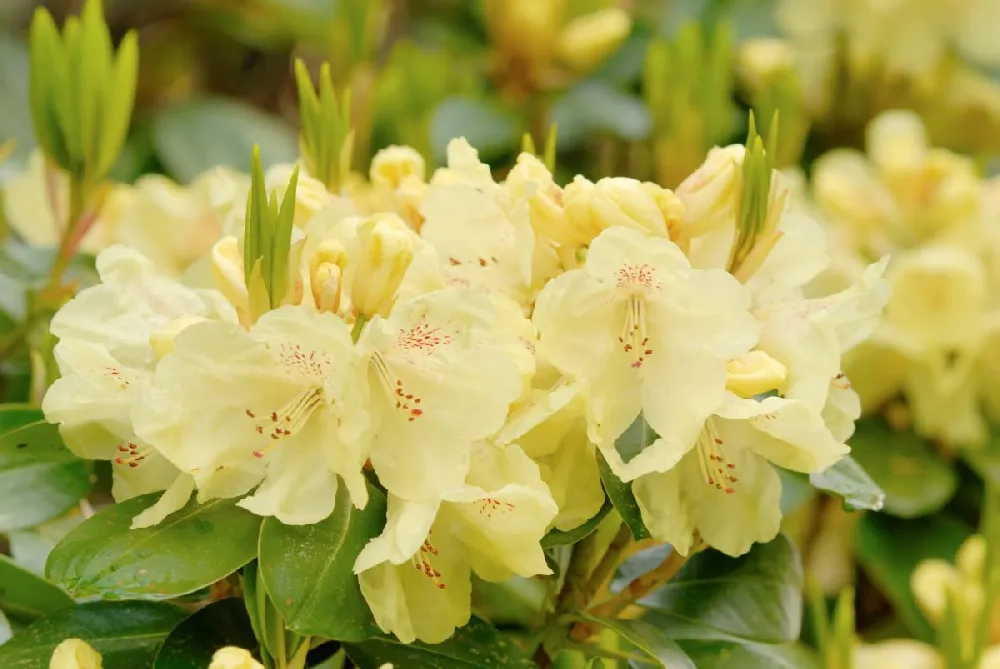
294, 58, 354, 192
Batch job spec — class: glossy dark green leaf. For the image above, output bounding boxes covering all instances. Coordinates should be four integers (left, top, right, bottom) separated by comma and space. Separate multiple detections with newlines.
809, 456, 885, 512
849, 418, 955, 518
576, 613, 695, 668
258, 483, 384, 642
614, 415, 657, 465
640, 534, 802, 644
430, 96, 525, 164
542, 498, 612, 548
47, 493, 261, 600
855, 512, 970, 641
0, 554, 73, 625
152, 598, 258, 669
0, 600, 186, 669
0, 407, 92, 532
344, 617, 535, 668
596, 452, 650, 541
152, 97, 298, 183
677, 640, 821, 669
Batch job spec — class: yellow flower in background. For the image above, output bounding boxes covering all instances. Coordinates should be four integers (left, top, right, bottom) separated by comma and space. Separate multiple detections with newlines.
209, 647, 264, 669
777, 0, 1000, 78
3, 150, 128, 253
49, 639, 102, 669
854, 639, 943, 669
555, 8, 632, 72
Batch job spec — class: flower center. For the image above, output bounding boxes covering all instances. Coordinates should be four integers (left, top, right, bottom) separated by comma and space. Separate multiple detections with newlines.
370, 353, 425, 422
618, 296, 653, 368
696, 421, 738, 494
411, 531, 446, 590
114, 441, 151, 469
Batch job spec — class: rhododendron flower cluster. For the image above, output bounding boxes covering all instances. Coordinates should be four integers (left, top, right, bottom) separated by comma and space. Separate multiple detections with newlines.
41, 135, 889, 645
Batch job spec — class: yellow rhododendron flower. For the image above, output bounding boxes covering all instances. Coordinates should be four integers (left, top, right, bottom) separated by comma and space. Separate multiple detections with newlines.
357, 288, 526, 500
132, 306, 370, 524
42, 246, 237, 528
421, 139, 537, 304
854, 639, 944, 669
355, 441, 557, 644
532, 225, 758, 480
562, 176, 672, 248
49, 639, 101, 669
209, 646, 264, 669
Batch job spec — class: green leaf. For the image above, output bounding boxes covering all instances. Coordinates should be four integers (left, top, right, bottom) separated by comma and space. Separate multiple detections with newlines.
153, 98, 298, 183
344, 617, 535, 668
677, 640, 821, 669
0, 554, 73, 625
258, 483, 385, 642
430, 96, 524, 164
8, 511, 86, 578
0, 37, 34, 172
95, 30, 138, 178
596, 451, 650, 541
849, 418, 956, 518
808, 455, 885, 512
0, 407, 92, 532
551, 82, 652, 149
855, 512, 970, 641
614, 415, 657, 465
0, 600, 186, 669
152, 598, 258, 669
46, 493, 262, 600
575, 613, 695, 668
640, 534, 802, 644
542, 498, 612, 548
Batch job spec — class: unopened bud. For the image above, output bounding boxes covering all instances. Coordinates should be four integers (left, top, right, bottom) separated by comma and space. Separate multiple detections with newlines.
955, 535, 987, 583
506, 153, 569, 242
563, 176, 668, 246
371, 146, 426, 189
556, 8, 631, 72
150, 316, 207, 360
675, 145, 746, 242
911, 559, 960, 626
265, 164, 331, 226
351, 214, 417, 318
486, 0, 564, 67
210, 237, 249, 323
725, 350, 787, 398
640, 182, 686, 241
309, 239, 348, 313
49, 639, 102, 669
737, 38, 796, 92
209, 647, 264, 669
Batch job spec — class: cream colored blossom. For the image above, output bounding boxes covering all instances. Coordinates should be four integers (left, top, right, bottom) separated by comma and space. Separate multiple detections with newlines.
355, 441, 557, 644
371, 145, 426, 189
556, 8, 631, 72
132, 306, 369, 524
49, 639, 101, 669
421, 140, 536, 304
854, 640, 944, 669
533, 226, 758, 481
357, 288, 525, 500
562, 176, 671, 248
42, 246, 237, 528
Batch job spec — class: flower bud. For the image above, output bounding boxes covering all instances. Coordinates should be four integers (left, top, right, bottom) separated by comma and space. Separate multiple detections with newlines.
725, 350, 787, 398
675, 145, 745, 242
556, 8, 631, 72
210, 237, 250, 323
563, 176, 668, 246
350, 214, 417, 318
506, 153, 570, 243
371, 146, 426, 189
737, 38, 797, 92
49, 639, 102, 669
209, 647, 264, 669
309, 239, 348, 313
640, 182, 686, 241
150, 315, 207, 360
485, 0, 565, 67
265, 163, 331, 226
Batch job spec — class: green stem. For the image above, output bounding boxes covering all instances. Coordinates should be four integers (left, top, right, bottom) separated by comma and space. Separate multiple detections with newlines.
580, 524, 632, 605
350, 314, 368, 343
555, 524, 612, 614
44, 176, 86, 294
973, 480, 1000, 664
